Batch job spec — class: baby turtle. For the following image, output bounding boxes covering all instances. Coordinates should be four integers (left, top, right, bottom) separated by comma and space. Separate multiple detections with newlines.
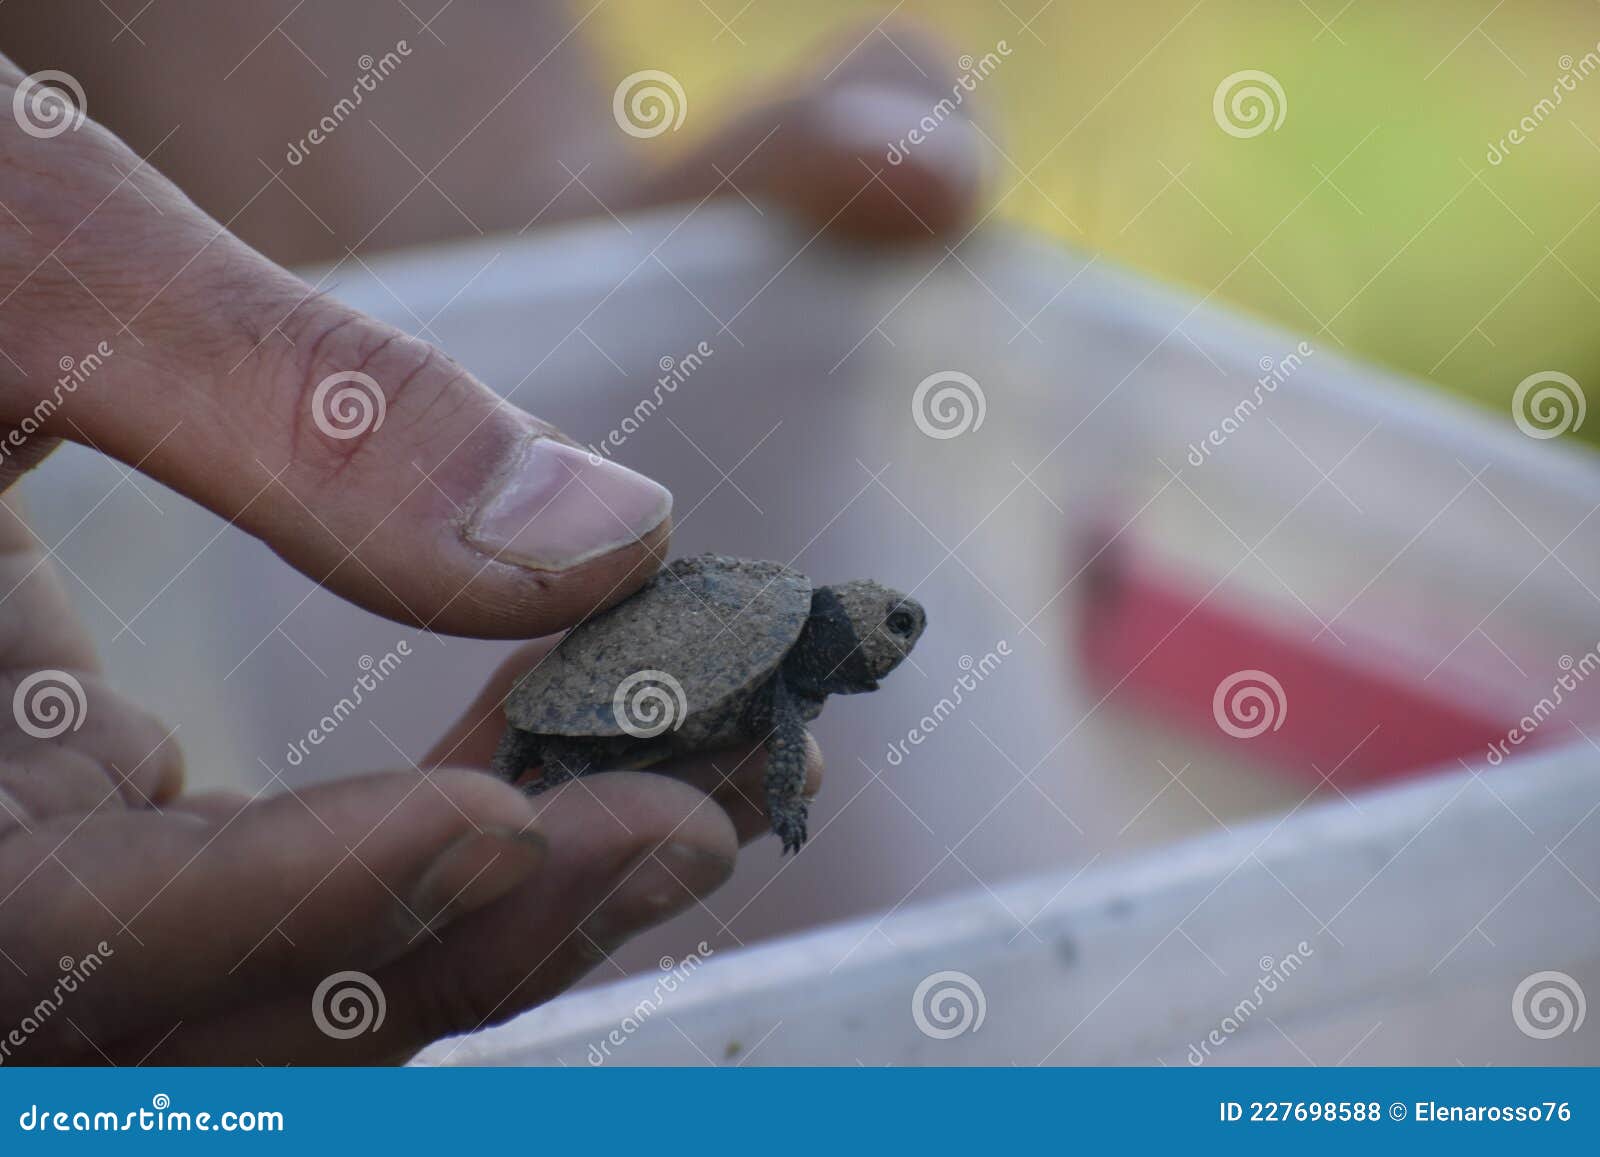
492, 554, 926, 852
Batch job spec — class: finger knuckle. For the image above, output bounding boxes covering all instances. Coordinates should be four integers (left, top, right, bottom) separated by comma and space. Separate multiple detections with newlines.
272, 303, 476, 484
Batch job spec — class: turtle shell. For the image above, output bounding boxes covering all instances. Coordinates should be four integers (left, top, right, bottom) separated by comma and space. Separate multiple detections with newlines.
503, 555, 813, 736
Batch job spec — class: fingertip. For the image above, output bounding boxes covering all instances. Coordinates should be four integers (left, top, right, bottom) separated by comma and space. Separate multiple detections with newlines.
802, 730, 825, 799
461, 436, 672, 576
801, 82, 986, 239
136, 723, 187, 807
450, 510, 672, 638
529, 769, 739, 864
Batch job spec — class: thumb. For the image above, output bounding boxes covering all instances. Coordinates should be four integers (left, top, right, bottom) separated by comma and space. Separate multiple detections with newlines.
0, 64, 670, 636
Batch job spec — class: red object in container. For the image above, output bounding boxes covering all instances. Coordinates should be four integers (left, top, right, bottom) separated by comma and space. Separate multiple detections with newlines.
1077, 540, 1531, 788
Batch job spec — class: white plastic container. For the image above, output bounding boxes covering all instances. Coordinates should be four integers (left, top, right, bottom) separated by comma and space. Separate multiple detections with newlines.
25, 204, 1600, 1064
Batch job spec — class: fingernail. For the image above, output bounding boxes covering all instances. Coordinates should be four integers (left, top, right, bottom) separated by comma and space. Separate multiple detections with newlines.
465, 436, 672, 571
413, 827, 548, 929
581, 841, 734, 950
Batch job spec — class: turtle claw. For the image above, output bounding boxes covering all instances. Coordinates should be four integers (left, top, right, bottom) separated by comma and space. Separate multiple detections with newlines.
771, 808, 808, 855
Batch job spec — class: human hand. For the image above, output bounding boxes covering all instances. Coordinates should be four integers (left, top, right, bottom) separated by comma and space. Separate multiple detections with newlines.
0, 54, 815, 1064
616, 19, 987, 242
0, 8, 984, 262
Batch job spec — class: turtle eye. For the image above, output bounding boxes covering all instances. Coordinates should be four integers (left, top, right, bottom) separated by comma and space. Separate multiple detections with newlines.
887, 608, 916, 636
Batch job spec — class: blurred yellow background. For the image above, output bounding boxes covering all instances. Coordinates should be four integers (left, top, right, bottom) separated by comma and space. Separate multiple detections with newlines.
597, 1, 1600, 446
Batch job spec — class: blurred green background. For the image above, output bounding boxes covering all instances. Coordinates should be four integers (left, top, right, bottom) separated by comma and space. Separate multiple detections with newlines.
597, 0, 1600, 446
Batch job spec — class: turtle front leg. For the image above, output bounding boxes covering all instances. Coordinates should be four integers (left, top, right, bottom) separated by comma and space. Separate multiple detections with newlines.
762, 675, 811, 854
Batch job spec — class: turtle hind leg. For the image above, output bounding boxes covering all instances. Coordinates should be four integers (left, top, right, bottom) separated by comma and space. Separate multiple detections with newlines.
762, 676, 811, 854
490, 727, 541, 785
526, 738, 598, 795
490, 730, 597, 794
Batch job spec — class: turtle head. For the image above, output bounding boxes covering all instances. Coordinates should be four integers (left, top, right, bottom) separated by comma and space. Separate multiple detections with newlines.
817, 579, 926, 692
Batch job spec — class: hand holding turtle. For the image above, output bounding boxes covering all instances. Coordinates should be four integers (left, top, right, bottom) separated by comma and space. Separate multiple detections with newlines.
0, 10, 981, 1057
0, 55, 817, 1063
